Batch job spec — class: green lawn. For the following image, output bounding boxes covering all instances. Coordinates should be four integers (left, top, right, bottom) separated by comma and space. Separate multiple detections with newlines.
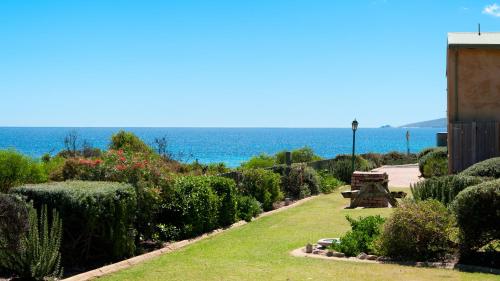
100, 188, 498, 281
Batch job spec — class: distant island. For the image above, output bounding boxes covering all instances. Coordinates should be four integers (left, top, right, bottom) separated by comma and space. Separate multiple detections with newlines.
399, 118, 447, 128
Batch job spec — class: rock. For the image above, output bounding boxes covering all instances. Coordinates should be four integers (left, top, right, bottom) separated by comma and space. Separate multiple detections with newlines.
376, 256, 390, 262
366, 255, 378, 260
305, 243, 313, 253
357, 252, 368, 260
326, 251, 334, 257
312, 249, 325, 255
330, 252, 345, 258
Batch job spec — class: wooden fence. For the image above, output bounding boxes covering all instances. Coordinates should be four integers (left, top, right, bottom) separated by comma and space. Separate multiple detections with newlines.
449, 121, 500, 173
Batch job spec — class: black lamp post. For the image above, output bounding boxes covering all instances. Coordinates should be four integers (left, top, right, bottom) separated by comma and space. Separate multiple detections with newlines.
351, 119, 358, 172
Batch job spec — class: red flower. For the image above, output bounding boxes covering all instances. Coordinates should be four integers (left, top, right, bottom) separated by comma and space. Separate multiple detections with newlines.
116, 164, 126, 171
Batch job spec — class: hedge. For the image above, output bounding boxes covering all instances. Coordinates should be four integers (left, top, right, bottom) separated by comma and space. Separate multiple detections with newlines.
410, 175, 486, 206
12, 181, 137, 265
452, 179, 500, 256
460, 157, 500, 178
159, 176, 239, 239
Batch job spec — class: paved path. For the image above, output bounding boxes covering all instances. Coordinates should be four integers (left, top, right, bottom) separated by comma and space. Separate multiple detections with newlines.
371, 164, 422, 188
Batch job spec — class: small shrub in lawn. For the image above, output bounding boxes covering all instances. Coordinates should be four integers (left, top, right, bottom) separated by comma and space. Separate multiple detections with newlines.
0, 205, 62, 281
240, 154, 276, 169
451, 179, 500, 257
411, 175, 486, 206
460, 157, 500, 178
0, 150, 47, 193
12, 181, 137, 265
376, 200, 455, 261
239, 168, 282, 211
236, 195, 262, 222
418, 148, 447, 178
272, 164, 321, 199
330, 215, 385, 257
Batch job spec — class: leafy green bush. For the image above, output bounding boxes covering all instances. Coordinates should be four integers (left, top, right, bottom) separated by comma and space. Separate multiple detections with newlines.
0, 205, 62, 281
272, 164, 321, 199
109, 130, 152, 153
317, 170, 344, 194
417, 147, 439, 160
276, 147, 322, 164
0, 150, 47, 193
411, 175, 486, 206
460, 157, 500, 178
360, 153, 383, 167
451, 179, 500, 256
0, 194, 29, 253
239, 168, 282, 211
329, 155, 374, 184
418, 148, 447, 178
209, 176, 238, 227
376, 200, 455, 261
42, 156, 66, 181
330, 215, 385, 257
240, 154, 276, 169
381, 151, 417, 165
236, 195, 262, 222
12, 181, 137, 265
159, 176, 221, 238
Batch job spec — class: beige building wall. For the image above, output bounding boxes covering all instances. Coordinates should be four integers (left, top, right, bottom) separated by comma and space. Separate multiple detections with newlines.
448, 48, 500, 122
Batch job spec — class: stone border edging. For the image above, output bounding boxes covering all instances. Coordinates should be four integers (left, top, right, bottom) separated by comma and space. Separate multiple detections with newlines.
291, 247, 500, 275
63, 195, 318, 281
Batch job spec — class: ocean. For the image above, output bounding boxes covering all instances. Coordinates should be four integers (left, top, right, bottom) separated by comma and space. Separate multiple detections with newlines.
0, 127, 446, 167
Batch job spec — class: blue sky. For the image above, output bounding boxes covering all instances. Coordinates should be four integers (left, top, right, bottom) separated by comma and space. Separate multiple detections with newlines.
1, 0, 500, 128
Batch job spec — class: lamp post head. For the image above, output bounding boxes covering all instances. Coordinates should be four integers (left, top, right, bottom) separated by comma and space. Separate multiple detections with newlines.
352, 119, 358, 132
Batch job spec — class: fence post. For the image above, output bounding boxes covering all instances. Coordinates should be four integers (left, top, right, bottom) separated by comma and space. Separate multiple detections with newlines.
285, 151, 292, 166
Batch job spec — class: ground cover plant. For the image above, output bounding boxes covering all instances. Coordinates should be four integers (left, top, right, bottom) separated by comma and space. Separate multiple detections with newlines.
99, 190, 496, 281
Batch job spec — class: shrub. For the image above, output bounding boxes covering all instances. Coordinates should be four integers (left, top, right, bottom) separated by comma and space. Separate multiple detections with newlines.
330, 215, 385, 257
276, 147, 322, 164
451, 179, 500, 256
318, 170, 344, 194
42, 156, 66, 181
331, 155, 374, 184
360, 153, 383, 167
209, 177, 238, 227
460, 157, 500, 178
418, 148, 447, 178
0, 150, 47, 193
236, 195, 262, 222
0, 205, 62, 281
159, 176, 221, 238
381, 151, 417, 165
411, 175, 486, 206
109, 130, 152, 153
0, 194, 29, 253
272, 164, 321, 199
12, 181, 137, 265
239, 169, 282, 211
417, 147, 439, 160
376, 200, 455, 261
241, 154, 276, 169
